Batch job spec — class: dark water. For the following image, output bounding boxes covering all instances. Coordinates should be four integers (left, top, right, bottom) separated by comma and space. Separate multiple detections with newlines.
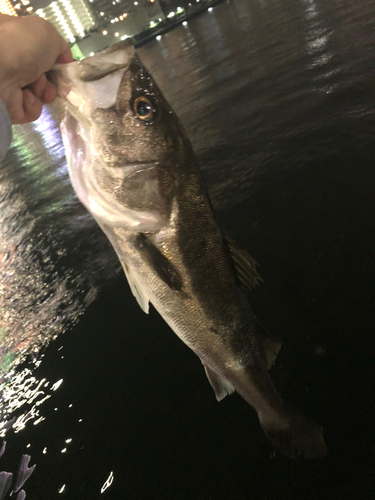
1, 0, 375, 497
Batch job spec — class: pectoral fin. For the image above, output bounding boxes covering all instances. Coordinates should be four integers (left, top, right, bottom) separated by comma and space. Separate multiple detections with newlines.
203, 365, 235, 402
121, 261, 150, 314
136, 234, 183, 292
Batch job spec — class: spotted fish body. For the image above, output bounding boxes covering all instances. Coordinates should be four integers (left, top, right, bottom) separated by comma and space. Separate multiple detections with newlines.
50, 42, 326, 459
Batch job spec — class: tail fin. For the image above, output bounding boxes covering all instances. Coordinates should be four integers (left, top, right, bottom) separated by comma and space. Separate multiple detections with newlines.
262, 412, 327, 459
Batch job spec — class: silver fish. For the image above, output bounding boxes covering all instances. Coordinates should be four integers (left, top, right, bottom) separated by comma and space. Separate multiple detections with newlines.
50, 41, 327, 459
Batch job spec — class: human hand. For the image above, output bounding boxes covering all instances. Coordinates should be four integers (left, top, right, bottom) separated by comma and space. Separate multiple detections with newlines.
0, 14, 73, 124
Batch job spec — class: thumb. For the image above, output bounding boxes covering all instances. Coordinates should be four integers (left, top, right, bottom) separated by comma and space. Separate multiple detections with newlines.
56, 48, 74, 65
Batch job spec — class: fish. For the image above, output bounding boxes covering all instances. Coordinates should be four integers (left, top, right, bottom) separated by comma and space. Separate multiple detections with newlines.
50, 41, 327, 459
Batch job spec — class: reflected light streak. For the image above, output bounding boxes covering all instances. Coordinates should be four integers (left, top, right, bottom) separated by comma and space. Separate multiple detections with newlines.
0, 368, 64, 436
58, 484, 66, 493
307, 32, 330, 53
101, 471, 114, 493
51, 379, 63, 391
303, 0, 318, 20
303, 0, 333, 73
33, 416, 45, 425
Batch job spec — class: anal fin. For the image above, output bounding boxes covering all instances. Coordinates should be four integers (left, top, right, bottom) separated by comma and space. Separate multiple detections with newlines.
203, 365, 235, 402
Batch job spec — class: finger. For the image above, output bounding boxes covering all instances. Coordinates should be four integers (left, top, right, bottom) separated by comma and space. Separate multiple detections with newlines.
56, 48, 74, 64
41, 80, 57, 104
19, 89, 43, 124
28, 74, 47, 99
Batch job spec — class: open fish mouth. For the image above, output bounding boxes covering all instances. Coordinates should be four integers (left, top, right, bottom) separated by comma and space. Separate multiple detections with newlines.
49, 41, 135, 124
61, 111, 167, 230
51, 42, 170, 231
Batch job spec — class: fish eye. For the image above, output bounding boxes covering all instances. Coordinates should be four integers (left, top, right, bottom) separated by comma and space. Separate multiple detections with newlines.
133, 96, 153, 121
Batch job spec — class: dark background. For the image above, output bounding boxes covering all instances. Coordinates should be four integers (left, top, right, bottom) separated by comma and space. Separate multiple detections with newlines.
1, 0, 375, 498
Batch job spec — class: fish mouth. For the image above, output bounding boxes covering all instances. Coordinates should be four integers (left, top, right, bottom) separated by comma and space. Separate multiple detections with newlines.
63, 110, 166, 230
49, 41, 135, 121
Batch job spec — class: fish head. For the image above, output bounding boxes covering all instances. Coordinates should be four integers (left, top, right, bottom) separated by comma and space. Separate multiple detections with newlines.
50, 41, 191, 231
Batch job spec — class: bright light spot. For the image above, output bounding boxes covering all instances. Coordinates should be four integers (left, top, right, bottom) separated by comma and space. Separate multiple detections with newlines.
158, 17, 161, 21
26, 6, 33, 11
167, 11, 175, 17
208, 7, 212, 11
115, 32, 119, 37
100, 11, 104, 15
150, 21, 155, 27
110, 19, 115, 23
90, 52, 94, 56
177, 6, 183, 12
183, 21, 187, 25
115, 17, 119, 21
61, 448, 67, 453
134, 1, 138, 4
52, 379, 63, 391
69, 37, 76, 43
54, 408, 58, 411
26, 443, 31, 448
102, 30, 108, 35
43, 447, 47, 454
121, 35, 128, 40
101, 471, 114, 493
78, 419, 83, 422
33, 416, 45, 425
156, 35, 161, 40
69, 404, 73, 408
124, 13, 128, 17
59, 485, 66, 494
65, 438, 72, 443
119, 15, 123, 20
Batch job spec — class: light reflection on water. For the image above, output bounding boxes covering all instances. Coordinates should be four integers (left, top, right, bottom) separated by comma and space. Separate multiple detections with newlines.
0, 103, 112, 452
0, 0, 374, 496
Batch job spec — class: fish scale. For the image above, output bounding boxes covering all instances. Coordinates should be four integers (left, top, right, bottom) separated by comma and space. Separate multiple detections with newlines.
49, 41, 327, 459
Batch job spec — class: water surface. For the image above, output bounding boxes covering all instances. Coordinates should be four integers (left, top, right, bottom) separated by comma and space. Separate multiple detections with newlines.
1, 0, 375, 497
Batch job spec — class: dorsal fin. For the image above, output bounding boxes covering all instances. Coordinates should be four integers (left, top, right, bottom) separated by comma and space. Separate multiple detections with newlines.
224, 234, 262, 290
224, 235, 282, 368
